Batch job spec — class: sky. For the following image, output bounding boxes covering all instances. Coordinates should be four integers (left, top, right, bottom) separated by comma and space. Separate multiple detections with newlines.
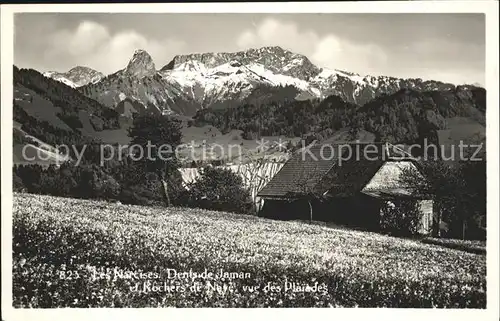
14, 13, 485, 85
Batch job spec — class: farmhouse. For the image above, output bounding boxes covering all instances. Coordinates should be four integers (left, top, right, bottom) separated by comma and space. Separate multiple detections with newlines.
257, 142, 434, 235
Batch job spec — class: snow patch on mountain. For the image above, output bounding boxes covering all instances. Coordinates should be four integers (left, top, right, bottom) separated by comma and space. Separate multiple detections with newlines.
43, 66, 104, 87
313, 68, 365, 85
173, 60, 208, 74
43, 72, 79, 88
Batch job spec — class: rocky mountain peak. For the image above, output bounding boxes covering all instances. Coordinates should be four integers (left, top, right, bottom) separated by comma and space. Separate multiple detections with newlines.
161, 46, 320, 80
46, 45, 474, 118
43, 65, 104, 87
125, 49, 156, 78
67, 66, 96, 74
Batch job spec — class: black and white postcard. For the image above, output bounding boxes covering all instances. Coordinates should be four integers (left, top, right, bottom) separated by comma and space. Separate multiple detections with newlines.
1, 2, 499, 320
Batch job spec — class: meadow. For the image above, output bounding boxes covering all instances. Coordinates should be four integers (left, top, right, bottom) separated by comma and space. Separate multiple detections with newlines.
12, 193, 486, 308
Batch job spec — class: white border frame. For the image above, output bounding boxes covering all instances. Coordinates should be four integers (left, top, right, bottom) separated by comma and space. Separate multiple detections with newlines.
1, 2, 499, 321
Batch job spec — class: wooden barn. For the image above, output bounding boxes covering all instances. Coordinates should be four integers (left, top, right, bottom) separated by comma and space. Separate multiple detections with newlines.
257, 142, 434, 235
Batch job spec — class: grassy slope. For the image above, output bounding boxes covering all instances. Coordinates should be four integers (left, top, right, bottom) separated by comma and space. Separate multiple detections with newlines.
439, 116, 486, 147
13, 193, 486, 308
14, 86, 72, 131
180, 124, 297, 164
13, 124, 70, 167
13, 85, 132, 164
437, 117, 486, 165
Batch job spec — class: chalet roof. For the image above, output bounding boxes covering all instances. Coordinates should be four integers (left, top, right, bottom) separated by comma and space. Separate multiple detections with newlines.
257, 142, 418, 199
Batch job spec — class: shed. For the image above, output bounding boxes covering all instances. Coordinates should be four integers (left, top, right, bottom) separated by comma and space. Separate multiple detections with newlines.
257, 142, 434, 235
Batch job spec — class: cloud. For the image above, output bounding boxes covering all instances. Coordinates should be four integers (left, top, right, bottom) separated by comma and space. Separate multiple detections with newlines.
234, 18, 484, 85
387, 38, 485, 85
419, 69, 485, 87
44, 21, 186, 74
236, 18, 319, 58
235, 18, 388, 75
406, 38, 485, 71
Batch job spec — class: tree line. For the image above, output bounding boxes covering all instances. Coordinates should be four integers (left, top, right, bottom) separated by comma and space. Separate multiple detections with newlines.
194, 86, 486, 147
14, 66, 121, 131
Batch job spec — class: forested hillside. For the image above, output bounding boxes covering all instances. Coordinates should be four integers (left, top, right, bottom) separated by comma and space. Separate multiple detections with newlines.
194, 86, 486, 145
14, 66, 121, 133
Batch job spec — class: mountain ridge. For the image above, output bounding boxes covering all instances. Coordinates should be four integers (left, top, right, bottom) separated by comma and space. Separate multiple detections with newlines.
13, 62, 485, 166
161, 46, 321, 81
43, 46, 478, 117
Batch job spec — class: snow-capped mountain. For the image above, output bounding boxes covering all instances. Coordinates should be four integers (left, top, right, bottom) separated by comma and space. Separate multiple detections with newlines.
124, 49, 157, 78
46, 46, 461, 116
162, 46, 320, 81
43, 66, 104, 88
162, 58, 319, 106
309, 68, 455, 104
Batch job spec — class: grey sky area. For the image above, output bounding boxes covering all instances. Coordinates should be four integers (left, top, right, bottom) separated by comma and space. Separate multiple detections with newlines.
14, 13, 485, 85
